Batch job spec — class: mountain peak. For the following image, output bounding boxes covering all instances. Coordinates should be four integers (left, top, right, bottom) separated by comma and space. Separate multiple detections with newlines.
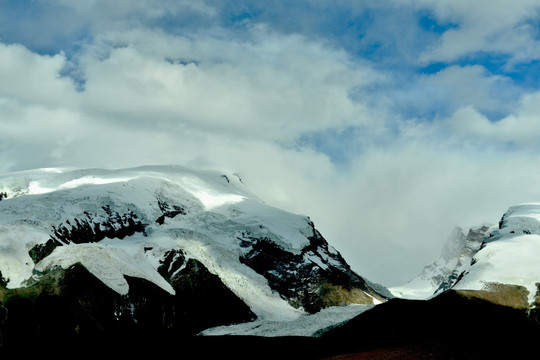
389, 224, 491, 299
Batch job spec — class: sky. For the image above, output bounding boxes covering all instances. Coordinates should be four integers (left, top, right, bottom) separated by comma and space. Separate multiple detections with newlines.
2, 0, 540, 286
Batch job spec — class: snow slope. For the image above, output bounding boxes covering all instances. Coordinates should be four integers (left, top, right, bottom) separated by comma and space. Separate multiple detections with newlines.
200, 304, 374, 337
0, 165, 383, 325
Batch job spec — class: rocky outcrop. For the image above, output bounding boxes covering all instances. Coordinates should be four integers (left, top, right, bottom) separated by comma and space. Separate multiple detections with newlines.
30, 206, 149, 263
239, 223, 385, 313
434, 225, 490, 294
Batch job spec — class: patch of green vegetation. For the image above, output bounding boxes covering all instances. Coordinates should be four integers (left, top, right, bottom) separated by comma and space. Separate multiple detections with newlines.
0, 266, 65, 303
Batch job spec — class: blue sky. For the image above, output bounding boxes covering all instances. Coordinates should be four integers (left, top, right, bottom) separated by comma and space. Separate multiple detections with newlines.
2, 0, 540, 285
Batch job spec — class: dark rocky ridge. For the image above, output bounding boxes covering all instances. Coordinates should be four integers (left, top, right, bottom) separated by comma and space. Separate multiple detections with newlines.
239, 221, 385, 313
155, 199, 186, 225
30, 205, 149, 263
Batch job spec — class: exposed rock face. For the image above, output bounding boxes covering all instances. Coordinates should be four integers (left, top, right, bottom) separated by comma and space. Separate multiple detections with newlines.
30, 206, 149, 263
528, 283, 540, 323
239, 223, 384, 313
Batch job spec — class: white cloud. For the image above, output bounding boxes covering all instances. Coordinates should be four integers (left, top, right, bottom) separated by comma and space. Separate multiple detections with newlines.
72, 26, 380, 142
0, 23, 382, 166
379, 64, 520, 120
424, 65, 517, 114
410, 0, 540, 63
443, 89, 540, 148
0, 43, 77, 107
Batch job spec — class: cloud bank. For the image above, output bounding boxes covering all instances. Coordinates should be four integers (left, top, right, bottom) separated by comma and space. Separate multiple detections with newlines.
2, 0, 540, 285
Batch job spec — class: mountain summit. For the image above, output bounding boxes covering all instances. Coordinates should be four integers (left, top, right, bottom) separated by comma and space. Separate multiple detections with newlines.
0, 165, 387, 345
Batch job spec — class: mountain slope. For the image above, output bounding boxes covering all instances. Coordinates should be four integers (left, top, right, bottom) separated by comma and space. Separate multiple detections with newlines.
0, 165, 387, 344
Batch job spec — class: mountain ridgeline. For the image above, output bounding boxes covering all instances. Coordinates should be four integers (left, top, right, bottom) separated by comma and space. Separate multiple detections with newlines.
4, 166, 540, 359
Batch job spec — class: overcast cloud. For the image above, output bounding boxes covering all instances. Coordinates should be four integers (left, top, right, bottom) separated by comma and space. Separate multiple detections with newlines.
2, 0, 540, 286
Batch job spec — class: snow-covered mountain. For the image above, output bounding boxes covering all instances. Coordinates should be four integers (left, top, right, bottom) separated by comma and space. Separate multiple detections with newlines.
0, 165, 387, 345
391, 203, 540, 317
452, 204, 540, 313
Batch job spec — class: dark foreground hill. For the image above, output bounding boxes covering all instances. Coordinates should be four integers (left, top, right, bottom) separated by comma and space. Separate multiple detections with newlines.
3, 290, 537, 359
320, 290, 540, 360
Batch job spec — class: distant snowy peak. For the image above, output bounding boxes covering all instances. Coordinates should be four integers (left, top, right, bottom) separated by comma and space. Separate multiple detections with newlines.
0, 165, 387, 329
389, 224, 491, 300
434, 225, 491, 293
